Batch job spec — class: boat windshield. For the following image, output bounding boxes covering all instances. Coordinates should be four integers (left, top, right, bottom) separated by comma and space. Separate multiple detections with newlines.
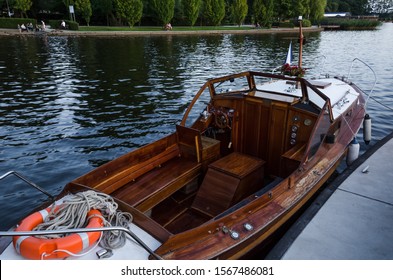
304, 102, 332, 162
183, 86, 211, 127
213, 75, 250, 95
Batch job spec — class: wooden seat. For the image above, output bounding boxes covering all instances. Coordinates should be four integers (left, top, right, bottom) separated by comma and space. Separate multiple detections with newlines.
192, 152, 265, 217
111, 125, 205, 212
176, 124, 202, 162
74, 126, 207, 213
112, 156, 201, 212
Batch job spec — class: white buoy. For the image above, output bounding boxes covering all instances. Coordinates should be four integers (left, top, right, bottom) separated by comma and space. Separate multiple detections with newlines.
363, 114, 372, 145
347, 138, 360, 166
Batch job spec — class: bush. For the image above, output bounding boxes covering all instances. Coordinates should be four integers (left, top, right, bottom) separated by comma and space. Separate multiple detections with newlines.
291, 19, 311, 27
301, 19, 312, 27
0, 18, 37, 29
48, 20, 79, 30
319, 18, 381, 30
278, 21, 295, 28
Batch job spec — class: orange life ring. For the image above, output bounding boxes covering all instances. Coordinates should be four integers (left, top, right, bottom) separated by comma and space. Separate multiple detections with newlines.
13, 207, 104, 260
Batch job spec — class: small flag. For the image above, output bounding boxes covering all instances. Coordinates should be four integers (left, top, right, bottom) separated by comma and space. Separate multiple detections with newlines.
285, 41, 292, 65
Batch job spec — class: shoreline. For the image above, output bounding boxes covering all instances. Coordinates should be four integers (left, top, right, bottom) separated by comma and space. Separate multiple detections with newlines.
0, 26, 323, 37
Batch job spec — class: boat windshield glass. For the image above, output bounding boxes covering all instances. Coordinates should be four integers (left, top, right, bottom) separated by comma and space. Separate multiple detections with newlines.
214, 75, 249, 95
305, 102, 332, 161
254, 75, 277, 88
307, 85, 326, 109
184, 86, 211, 127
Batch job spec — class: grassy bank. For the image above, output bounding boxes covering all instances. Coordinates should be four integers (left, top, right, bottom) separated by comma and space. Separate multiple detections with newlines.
79, 25, 259, 32
319, 18, 382, 30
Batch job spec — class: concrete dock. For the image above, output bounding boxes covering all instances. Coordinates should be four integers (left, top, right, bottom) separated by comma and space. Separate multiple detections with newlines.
267, 132, 393, 260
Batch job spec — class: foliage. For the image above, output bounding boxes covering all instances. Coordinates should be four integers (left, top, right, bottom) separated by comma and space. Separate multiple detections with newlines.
93, 0, 114, 20
8, 0, 388, 29
114, 0, 143, 27
13, 0, 33, 18
252, 0, 274, 27
63, 0, 75, 12
281, 63, 305, 77
292, 0, 308, 18
277, 21, 295, 28
310, 0, 327, 21
151, 0, 175, 26
31, 0, 65, 18
75, 0, 92, 26
48, 19, 79, 30
319, 18, 382, 29
298, 18, 312, 27
0, 17, 36, 28
230, 0, 248, 26
203, 0, 226, 26
326, 0, 369, 15
182, 0, 202, 26
274, 0, 293, 20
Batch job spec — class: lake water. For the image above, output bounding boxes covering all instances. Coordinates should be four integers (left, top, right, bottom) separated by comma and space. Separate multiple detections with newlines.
1, 23, 393, 230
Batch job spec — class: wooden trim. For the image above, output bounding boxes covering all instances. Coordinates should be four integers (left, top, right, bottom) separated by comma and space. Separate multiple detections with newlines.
97, 145, 180, 194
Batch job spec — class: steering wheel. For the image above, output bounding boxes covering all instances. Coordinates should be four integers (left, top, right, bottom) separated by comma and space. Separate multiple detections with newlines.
214, 111, 229, 129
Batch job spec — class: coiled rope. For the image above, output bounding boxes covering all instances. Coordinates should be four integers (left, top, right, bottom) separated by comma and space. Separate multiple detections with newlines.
33, 190, 133, 250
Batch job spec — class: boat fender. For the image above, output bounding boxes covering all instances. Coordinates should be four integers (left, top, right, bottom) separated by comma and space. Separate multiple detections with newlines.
363, 114, 371, 145
346, 138, 360, 166
13, 207, 104, 260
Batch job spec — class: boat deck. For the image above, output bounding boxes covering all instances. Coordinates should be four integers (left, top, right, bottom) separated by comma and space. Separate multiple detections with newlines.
267, 131, 393, 259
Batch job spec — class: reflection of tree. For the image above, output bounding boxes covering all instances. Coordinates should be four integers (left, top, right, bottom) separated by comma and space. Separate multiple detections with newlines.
65, 36, 193, 147
0, 37, 62, 128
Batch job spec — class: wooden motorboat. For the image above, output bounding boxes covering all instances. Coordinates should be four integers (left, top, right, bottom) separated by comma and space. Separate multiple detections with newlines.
0, 24, 374, 260
0, 66, 371, 260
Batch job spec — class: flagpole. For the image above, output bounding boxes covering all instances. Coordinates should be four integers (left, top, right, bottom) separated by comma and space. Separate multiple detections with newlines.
298, 16, 303, 70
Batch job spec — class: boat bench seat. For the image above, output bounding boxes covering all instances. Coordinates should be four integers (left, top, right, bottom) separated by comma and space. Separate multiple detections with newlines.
111, 156, 201, 212
72, 126, 206, 213
110, 125, 205, 213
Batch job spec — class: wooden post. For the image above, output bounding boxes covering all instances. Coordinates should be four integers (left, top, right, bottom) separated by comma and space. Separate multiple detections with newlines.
298, 16, 304, 70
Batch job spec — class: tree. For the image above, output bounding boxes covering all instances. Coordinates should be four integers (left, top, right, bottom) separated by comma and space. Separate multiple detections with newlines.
182, 0, 202, 26
13, 0, 32, 18
230, 0, 248, 26
292, 0, 309, 17
63, 0, 75, 21
253, 0, 274, 27
31, 0, 65, 19
203, 0, 226, 26
309, 0, 327, 21
274, 0, 293, 20
93, 0, 114, 26
114, 0, 143, 27
326, 0, 369, 15
75, 0, 92, 25
151, 0, 175, 26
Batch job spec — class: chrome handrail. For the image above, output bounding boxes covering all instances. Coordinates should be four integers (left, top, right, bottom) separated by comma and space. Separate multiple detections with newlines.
0, 226, 163, 260
0, 171, 54, 200
348, 58, 378, 105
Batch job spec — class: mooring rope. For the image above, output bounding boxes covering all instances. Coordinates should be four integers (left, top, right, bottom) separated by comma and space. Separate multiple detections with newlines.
33, 190, 133, 250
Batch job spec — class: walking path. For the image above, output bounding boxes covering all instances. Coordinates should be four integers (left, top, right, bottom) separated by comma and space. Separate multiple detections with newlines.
268, 132, 393, 259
